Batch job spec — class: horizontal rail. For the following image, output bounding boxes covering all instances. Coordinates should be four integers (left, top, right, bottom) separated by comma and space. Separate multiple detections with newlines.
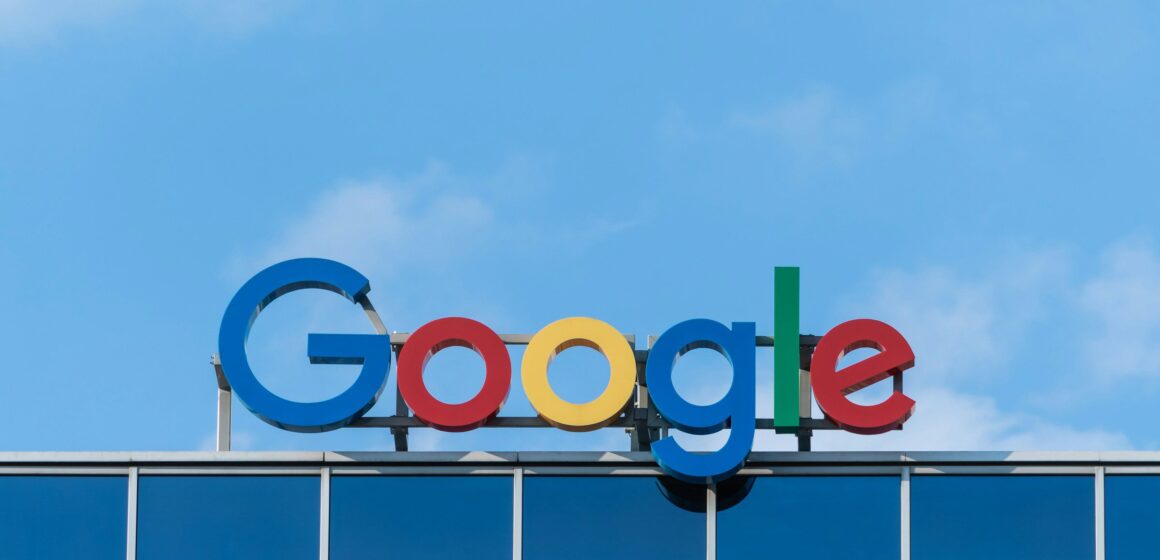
349, 416, 844, 430
384, 333, 822, 348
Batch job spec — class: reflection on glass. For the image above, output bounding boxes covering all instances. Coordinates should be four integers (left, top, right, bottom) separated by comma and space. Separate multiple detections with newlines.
912, 475, 1093, 560
524, 476, 704, 560
1106, 475, 1160, 559
719, 476, 899, 560
137, 476, 319, 560
330, 475, 512, 560
0, 476, 127, 560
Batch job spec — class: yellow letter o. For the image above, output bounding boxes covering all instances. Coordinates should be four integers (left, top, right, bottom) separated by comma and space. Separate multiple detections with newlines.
521, 317, 636, 432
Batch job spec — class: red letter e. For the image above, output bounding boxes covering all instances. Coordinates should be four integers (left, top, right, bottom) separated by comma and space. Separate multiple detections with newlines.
812, 319, 915, 435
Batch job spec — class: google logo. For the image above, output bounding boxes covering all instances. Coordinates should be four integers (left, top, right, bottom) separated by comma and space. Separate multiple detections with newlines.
219, 259, 917, 483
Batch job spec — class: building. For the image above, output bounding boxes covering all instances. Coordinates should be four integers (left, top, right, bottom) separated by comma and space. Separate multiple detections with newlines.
1, 450, 1155, 559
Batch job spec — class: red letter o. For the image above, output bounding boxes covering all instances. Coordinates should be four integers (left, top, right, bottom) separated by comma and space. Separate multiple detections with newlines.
397, 317, 511, 432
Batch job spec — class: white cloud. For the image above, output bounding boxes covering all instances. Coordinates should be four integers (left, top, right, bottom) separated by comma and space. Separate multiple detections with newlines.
197, 429, 255, 451
848, 248, 1069, 383
0, 0, 294, 45
671, 377, 1132, 453
729, 87, 863, 165
725, 77, 1008, 169
789, 246, 1132, 452
807, 386, 1130, 451
392, 374, 1133, 454
1079, 237, 1160, 381
231, 162, 494, 281
0, 0, 135, 45
177, 0, 296, 36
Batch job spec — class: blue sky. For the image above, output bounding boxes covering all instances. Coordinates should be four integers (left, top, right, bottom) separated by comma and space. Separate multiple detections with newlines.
0, 1, 1158, 453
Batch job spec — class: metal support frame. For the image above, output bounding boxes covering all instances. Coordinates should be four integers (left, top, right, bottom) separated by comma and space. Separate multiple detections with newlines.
796, 341, 816, 452
212, 354, 231, 452
211, 333, 880, 452
390, 342, 410, 452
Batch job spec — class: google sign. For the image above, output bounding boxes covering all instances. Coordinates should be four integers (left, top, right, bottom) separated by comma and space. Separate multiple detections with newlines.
218, 259, 917, 483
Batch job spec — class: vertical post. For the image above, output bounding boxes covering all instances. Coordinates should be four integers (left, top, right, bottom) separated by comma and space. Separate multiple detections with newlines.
795, 430, 812, 452
796, 359, 813, 451
392, 342, 410, 452
126, 466, 138, 560
513, 468, 524, 560
320, 467, 331, 560
901, 467, 911, 560
1095, 467, 1105, 560
212, 353, 231, 452
631, 349, 651, 452
216, 389, 232, 452
706, 483, 717, 560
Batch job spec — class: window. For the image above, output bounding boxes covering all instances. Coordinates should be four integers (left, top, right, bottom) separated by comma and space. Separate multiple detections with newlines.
719, 476, 899, 560
911, 475, 1094, 560
0, 475, 127, 560
136, 475, 319, 560
330, 475, 512, 559
1106, 475, 1160, 559
524, 476, 705, 560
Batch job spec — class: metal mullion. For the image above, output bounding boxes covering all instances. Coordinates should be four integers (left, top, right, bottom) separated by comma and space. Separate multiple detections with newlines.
513, 468, 523, 560
901, 467, 911, 560
707, 483, 717, 560
126, 466, 138, 560
1095, 467, 1105, 560
320, 467, 331, 560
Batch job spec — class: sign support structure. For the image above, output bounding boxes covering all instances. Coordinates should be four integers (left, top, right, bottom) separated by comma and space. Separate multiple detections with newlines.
209, 332, 838, 453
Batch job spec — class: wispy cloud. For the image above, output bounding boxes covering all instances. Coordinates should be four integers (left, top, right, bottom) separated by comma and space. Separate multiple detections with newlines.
197, 429, 255, 451
0, 0, 135, 45
227, 162, 495, 282
726, 76, 1002, 171
803, 245, 1132, 451
626, 243, 1138, 453
177, 0, 297, 36
1079, 237, 1160, 382
0, 0, 296, 46
810, 386, 1130, 451
672, 385, 1131, 453
729, 86, 863, 166
848, 247, 1070, 383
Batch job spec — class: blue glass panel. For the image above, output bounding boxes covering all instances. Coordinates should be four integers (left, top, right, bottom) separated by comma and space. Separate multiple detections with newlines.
1106, 475, 1160, 559
330, 475, 512, 560
0, 476, 127, 560
137, 476, 319, 560
719, 476, 899, 560
524, 476, 705, 560
912, 475, 1093, 560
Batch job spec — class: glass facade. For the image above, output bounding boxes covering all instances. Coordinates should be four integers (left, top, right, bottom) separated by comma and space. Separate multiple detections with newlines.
911, 475, 1094, 560
0, 457, 1134, 560
0, 475, 127, 559
524, 476, 704, 560
1106, 475, 1160, 559
137, 475, 319, 560
330, 475, 512, 560
719, 476, 900, 560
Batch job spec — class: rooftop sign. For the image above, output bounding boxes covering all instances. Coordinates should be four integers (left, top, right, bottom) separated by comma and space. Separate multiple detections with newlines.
218, 259, 917, 483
